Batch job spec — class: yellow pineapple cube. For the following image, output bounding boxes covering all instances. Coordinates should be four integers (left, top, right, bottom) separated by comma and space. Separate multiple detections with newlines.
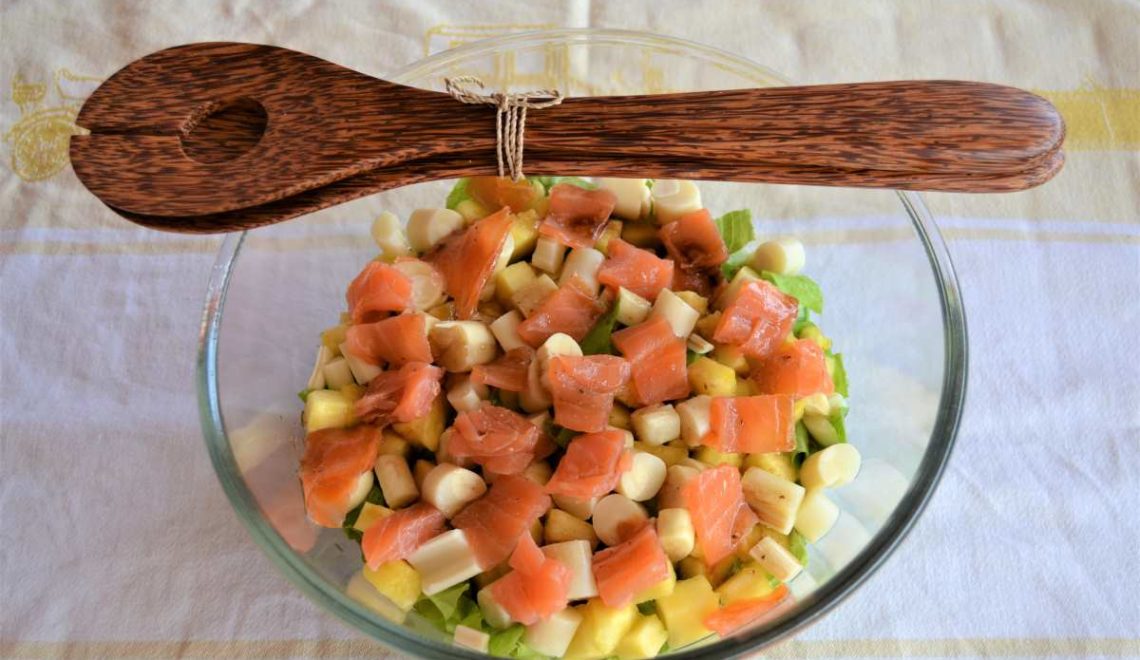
362, 560, 422, 612
715, 564, 778, 605
564, 599, 637, 659
391, 393, 445, 451
656, 576, 718, 649
688, 357, 737, 397
615, 613, 668, 659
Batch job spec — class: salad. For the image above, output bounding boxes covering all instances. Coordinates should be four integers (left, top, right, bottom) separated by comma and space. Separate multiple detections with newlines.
297, 176, 858, 658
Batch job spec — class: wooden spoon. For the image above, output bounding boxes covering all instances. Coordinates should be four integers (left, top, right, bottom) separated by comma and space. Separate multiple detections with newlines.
69, 42, 1065, 233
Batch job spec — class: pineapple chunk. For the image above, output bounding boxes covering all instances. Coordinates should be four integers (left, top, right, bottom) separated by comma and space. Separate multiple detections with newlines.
352, 502, 393, 533
545, 509, 599, 546
347, 571, 406, 624
454, 199, 489, 223
631, 404, 681, 446
687, 357, 737, 397
741, 466, 806, 535
694, 446, 743, 468
710, 344, 750, 375
656, 576, 718, 648
564, 599, 637, 659
321, 357, 354, 390
378, 431, 411, 457
362, 560, 422, 612
615, 613, 668, 660
303, 389, 354, 432
715, 564, 778, 605
595, 220, 624, 254
744, 452, 799, 483
552, 494, 599, 521
390, 393, 446, 451
633, 560, 676, 604
495, 261, 538, 307
621, 222, 661, 248
514, 273, 559, 317
608, 402, 632, 430
633, 441, 687, 467
509, 209, 540, 259
320, 323, 349, 356
693, 312, 721, 341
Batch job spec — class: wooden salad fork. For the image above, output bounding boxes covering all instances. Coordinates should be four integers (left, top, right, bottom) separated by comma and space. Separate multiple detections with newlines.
69, 42, 1065, 233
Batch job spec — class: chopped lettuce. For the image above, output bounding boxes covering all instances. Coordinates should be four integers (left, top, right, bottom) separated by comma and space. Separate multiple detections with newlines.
686, 349, 702, 365
830, 409, 847, 444
297, 388, 312, 402
637, 600, 658, 616
580, 299, 621, 355
793, 422, 810, 466
828, 352, 849, 397
530, 175, 596, 192
788, 530, 809, 567
488, 624, 544, 658
551, 425, 578, 449
714, 209, 755, 253
446, 178, 471, 210
761, 271, 823, 314
413, 582, 480, 635
341, 483, 385, 542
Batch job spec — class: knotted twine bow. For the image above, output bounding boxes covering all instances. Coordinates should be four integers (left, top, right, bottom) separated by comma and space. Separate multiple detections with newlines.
445, 76, 564, 181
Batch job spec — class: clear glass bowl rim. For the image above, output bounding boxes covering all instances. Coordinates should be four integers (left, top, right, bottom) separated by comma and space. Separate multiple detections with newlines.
197, 28, 968, 659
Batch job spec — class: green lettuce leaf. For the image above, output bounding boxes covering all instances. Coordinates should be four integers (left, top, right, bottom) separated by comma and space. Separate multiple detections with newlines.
413, 583, 478, 635
580, 298, 621, 355
761, 271, 823, 314
788, 530, 809, 567
829, 352, 848, 397
446, 178, 471, 210
488, 624, 527, 657
297, 388, 312, 402
686, 349, 702, 365
714, 209, 755, 253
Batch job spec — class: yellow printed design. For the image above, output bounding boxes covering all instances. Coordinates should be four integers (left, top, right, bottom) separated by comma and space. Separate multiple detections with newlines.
4, 68, 99, 182
1036, 81, 1140, 150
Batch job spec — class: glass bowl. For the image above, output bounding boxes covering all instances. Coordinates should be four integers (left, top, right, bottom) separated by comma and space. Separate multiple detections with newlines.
198, 29, 967, 659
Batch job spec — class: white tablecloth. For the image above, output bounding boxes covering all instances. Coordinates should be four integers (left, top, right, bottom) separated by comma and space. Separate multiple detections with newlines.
2, 1, 1138, 658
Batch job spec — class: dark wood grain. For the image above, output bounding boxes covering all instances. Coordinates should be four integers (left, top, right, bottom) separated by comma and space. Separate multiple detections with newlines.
68, 42, 1066, 233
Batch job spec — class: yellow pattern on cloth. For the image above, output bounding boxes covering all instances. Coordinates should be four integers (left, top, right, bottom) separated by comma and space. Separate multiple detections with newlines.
0, 1, 1136, 659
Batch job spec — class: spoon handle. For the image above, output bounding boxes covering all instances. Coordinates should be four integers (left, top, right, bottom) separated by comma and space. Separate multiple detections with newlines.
70, 43, 1065, 223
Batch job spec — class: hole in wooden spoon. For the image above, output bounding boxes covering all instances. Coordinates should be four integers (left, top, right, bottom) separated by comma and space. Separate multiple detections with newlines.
181, 97, 268, 163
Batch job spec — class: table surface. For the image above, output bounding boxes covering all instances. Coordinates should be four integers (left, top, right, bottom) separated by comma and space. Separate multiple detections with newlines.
2, 1, 1138, 658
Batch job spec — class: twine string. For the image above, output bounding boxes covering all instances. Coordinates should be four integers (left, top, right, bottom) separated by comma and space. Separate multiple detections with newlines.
445, 76, 564, 181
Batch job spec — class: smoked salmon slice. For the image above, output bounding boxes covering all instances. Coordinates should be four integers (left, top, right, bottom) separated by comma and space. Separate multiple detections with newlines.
467, 176, 539, 213
450, 405, 541, 474
683, 465, 759, 566
453, 474, 552, 569
471, 347, 534, 392
361, 502, 447, 570
548, 354, 630, 433
516, 275, 606, 347
713, 280, 798, 359
538, 183, 618, 248
753, 339, 835, 397
612, 315, 691, 406
705, 395, 796, 454
299, 426, 382, 527
354, 362, 443, 426
596, 238, 675, 300
344, 313, 432, 366
703, 585, 789, 636
346, 261, 413, 323
545, 430, 632, 500
488, 533, 573, 625
659, 209, 728, 270
426, 206, 513, 320
592, 523, 671, 607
